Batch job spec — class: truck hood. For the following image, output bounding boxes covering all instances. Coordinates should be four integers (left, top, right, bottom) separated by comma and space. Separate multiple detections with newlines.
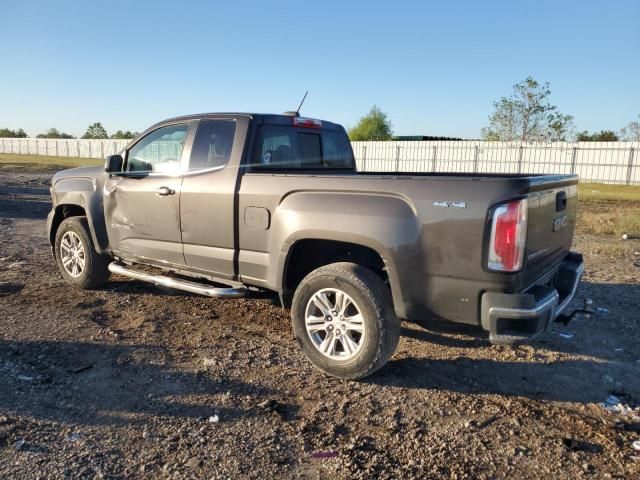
52, 165, 104, 185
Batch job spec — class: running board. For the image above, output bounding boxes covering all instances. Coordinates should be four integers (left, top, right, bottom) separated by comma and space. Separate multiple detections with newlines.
108, 262, 246, 298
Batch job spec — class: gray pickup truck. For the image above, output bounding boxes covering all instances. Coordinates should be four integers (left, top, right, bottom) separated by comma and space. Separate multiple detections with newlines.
48, 112, 585, 379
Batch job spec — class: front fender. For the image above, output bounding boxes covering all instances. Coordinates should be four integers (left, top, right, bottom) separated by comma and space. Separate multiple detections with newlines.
269, 191, 420, 318
50, 176, 109, 254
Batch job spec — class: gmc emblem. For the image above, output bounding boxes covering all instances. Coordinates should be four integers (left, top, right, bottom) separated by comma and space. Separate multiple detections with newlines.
553, 215, 568, 232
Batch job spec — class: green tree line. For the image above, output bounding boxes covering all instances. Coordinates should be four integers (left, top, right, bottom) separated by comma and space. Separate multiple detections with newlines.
0, 122, 138, 139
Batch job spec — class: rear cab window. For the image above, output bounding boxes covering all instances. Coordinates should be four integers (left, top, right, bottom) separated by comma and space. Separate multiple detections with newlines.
188, 119, 236, 171
249, 119, 355, 171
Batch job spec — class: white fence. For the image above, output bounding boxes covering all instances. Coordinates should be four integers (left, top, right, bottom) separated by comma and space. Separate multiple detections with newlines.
352, 141, 639, 185
0, 138, 130, 159
0, 137, 638, 185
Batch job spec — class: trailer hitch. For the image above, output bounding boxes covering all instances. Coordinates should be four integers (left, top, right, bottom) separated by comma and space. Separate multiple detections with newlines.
554, 298, 594, 326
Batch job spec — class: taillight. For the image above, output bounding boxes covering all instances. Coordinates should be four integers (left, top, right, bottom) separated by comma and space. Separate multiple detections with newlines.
292, 117, 322, 129
488, 199, 528, 272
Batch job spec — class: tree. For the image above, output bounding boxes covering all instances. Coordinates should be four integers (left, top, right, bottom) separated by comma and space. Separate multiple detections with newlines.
36, 128, 75, 139
348, 106, 393, 141
481, 76, 574, 141
547, 112, 576, 142
110, 130, 138, 139
82, 122, 108, 139
576, 130, 619, 141
620, 115, 640, 141
0, 127, 27, 138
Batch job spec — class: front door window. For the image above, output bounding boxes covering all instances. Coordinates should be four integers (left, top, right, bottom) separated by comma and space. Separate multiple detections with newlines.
126, 124, 189, 173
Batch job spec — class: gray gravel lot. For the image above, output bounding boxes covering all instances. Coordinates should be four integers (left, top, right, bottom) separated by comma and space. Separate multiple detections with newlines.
1, 169, 639, 479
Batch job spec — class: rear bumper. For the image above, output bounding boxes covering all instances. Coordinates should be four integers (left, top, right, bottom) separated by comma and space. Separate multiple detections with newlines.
480, 252, 584, 344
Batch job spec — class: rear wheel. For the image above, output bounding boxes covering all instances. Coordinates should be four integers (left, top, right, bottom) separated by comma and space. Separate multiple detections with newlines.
291, 262, 399, 379
54, 216, 110, 289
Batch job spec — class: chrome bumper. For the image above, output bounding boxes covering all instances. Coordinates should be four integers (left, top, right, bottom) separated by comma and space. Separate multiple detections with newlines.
481, 253, 585, 345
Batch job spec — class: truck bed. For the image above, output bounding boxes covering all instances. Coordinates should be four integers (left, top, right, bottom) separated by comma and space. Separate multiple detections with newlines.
237, 170, 578, 324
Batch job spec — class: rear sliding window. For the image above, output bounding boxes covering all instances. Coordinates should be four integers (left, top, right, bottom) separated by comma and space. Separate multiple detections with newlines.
250, 125, 354, 170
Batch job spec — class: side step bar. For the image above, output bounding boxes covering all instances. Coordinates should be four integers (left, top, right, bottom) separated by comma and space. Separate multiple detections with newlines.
108, 262, 246, 298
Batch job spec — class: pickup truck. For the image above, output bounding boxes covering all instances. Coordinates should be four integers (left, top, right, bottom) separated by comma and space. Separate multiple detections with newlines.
47, 112, 585, 379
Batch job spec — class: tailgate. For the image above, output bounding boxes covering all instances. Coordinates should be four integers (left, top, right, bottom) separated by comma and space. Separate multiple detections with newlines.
522, 181, 579, 287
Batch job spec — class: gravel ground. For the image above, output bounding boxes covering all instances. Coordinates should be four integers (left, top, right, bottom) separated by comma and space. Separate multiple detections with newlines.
0, 169, 639, 479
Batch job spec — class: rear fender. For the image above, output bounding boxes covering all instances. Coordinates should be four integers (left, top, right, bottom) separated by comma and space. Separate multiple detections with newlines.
270, 191, 420, 318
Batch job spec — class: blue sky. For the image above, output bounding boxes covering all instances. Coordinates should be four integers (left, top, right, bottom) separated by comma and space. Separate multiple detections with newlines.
1, 0, 638, 138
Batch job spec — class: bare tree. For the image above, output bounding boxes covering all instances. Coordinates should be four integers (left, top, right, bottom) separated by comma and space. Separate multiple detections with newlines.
620, 115, 640, 141
482, 77, 574, 141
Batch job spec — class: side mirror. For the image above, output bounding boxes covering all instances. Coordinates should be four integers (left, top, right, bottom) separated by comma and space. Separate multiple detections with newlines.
105, 154, 124, 173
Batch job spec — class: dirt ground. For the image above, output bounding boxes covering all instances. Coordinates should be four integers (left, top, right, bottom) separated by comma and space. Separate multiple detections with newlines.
0, 168, 639, 479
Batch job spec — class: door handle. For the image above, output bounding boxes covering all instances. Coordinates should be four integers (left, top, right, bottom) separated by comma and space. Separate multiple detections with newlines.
156, 186, 175, 196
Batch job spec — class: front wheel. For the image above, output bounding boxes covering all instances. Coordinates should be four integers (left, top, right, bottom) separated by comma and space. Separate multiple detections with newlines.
291, 262, 400, 379
54, 216, 110, 289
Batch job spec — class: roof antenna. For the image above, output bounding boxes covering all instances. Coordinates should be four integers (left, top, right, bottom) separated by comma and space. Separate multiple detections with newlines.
296, 90, 308, 116
284, 91, 308, 117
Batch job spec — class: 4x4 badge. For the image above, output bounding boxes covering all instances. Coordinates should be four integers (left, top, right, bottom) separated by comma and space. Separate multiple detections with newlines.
433, 200, 466, 208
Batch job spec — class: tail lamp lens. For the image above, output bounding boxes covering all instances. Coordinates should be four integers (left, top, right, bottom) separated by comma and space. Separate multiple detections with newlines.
488, 199, 528, 272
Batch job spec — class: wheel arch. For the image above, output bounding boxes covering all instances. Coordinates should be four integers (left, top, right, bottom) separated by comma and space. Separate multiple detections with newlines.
278, 235, 406, 318
49, 203, 87, 252
49, 194, 109, 256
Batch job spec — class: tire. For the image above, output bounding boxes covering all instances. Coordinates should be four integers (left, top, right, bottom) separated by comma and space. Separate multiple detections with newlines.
291, 262, 400, 379
54, 216, 110, 289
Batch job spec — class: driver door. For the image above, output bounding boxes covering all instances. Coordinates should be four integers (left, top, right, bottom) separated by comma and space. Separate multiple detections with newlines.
103, 122, 194, 266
